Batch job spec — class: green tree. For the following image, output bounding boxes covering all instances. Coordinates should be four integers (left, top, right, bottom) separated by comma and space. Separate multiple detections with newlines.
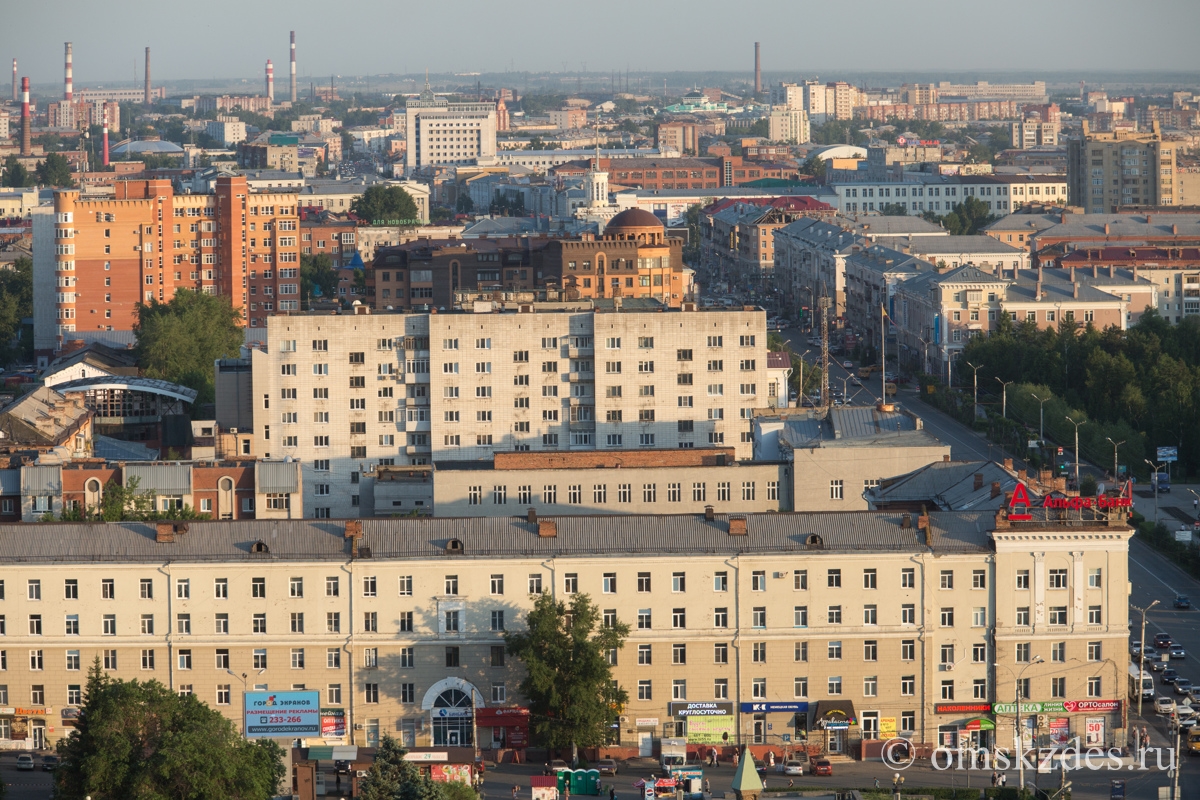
358, 734, 455, 800
505, 592, 629, 763
351, 185, 420, 226
2, 154, 31, 187
301, 253, 340, 309
935, 197, 996, 236
802, 156, 827, 184
746, 118, 770, 138
0, 256, 33, 366
52, 476, 202, 522
134, 289, 244, 407
456, 193, 475, 214
55, 661, 285, 800
36, 152, 75, 187
880, 203, 909, 216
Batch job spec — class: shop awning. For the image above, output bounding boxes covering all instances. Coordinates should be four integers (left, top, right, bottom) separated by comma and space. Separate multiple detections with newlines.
305, 745, 359, 761
811, 701, 857, 728
964, 719, 996, 731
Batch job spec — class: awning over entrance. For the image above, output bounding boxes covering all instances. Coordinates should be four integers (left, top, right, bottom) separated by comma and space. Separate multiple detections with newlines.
964, 719, 995, 731
305, 745, 359, 761
811, 701, 857, 728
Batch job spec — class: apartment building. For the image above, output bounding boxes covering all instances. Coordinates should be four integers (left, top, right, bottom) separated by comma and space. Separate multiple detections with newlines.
656, 122, 698, 155
767, 109, 810, 145
37, 179, 301, 359
703, 202, 830, 286
238, 302, 767, 517
404, 88, 498, 173
832, 174, 1068, 216
0, 506, 1131, 755
1068, 121, 1177, 212
1011, 120, 1057, 150
934, 81, 1048, 103
825, 82, 864, 121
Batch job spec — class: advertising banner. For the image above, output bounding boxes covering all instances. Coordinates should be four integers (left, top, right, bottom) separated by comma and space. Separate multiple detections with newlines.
880, 717, 897, 738
739, 702, 809, 713
431, 764, 473, 785
993, 699, 1119, 714
670, 702, 733, 718
321, 708, 346, 738
1085, 717, 1105, 747
1049, 718, 1070, 746
686, 715, 735, 745
244, 691, 321, 738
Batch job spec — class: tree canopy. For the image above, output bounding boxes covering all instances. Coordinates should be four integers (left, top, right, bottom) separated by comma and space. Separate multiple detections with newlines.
358, 735, 476, 800
2, 154, 31, 188
505, 592, 629, 761
0, 256, 33, 366
52, 476, 201, 522
36, 152, 75, 187
134, 289, 244, 407
55, 662, 285, 800
301, 253, 340, 308
351, 185, 420, 225
921, 196, 995, 235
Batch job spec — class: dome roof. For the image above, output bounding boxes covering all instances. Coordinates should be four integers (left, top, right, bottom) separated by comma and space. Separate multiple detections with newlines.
606, 208, 664, 231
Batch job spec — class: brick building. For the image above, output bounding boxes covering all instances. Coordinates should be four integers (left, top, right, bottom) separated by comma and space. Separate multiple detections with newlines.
38, 178, 301, 359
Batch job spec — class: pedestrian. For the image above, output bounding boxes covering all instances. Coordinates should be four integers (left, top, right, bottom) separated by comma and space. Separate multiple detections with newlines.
788, 780, 794, 789
513, 786, 520, 800
733, 750, 739, 768
999, 773, 1007, 787
875, 778, 880, 790
714, 750, 720, 768
610, 787, 616, 800
990, 771, 997, 787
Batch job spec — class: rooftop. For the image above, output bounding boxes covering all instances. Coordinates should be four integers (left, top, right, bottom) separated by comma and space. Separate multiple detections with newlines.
777, 406, 942, 450
869, 235, 1025, 255
866, 459, 1033, 511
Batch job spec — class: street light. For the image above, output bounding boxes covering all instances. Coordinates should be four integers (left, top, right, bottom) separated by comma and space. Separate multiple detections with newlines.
1064, 416, 1086, 491
1105, 437, 1125, 484
966, 361, 984, 408
1145, 459, 1165, 523
892, 773, 905, 800
1030, 393, 1050, 445
227, 668, 266, 738
1188, 488, 1200, 521
1132, 600, 1160, 719
996, 377, 1014, 419
995, 656, 1043, 792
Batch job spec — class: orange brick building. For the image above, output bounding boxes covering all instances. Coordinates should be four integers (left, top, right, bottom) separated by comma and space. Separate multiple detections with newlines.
46, 177, 301, 358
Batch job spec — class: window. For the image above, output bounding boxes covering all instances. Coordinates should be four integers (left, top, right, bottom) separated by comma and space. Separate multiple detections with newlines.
714, 608, 729, 628
940, 680, 954, 700
901, 568, 915, 588
940, 570, 954, 589
289, 577, 304, 598
972, 570, 986, 589
829, 479, 843, 500
974, 679, 989, 700
364, 683, 379, 704
142, 649, 156, 670
863, 605, 878, 625
564, 573, 579, 594
827, 569, 841, 588
1089, 569, 1102, 588
637, 609, 652, 629
215, 614, 228, 634
672, 608, 687, 628
1016, 643, 1032, 663
902, 604, 915, 624
103, 614, 116, 635
445, 647, 461, 668
828, 641, 842, 660
1016, 570, 1030, 589
673, 643, 688, 665
140, 615, 154, 635
973, 643, 988, 663
972, 607, 987, 627
862, 569, 877, 590
327, 612, 341, 633
638, 644, 653, 665
1088, 677, 1102, 698
102, 578, 115, 599
64, 579, 79, 599
140, 578, 153, 599
1048, 569, 1067, 589
1088, 605, 1102, 624
1016, 606, 1030, 626
638, 680, 652, 701
253, 614, 267, 634
214, 578, 228, 599
1088, 641, 1103, 661
176, 614, 191, 635
794, 606, 808, 627
529, 574, 543, 594
251, 578, 265, 598
1049, 606, 1067, 626
753, 678, 767, 698
491, 610, 505, 631
940, 608, 955, 627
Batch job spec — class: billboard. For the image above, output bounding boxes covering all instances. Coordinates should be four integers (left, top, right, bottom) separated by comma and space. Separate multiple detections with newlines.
1158, 447, 1178, 463
321, 708, 346, 738
244, 691, 321, 738
686, 715, 735, 744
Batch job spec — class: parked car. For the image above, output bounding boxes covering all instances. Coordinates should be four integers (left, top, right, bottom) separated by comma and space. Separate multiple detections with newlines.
549, 760, 570, 772
1157, 696, 1178, 715
1175, 679, 1194, 695
1172, 645, 1188, 659
1177, 595, 1192, 609
841, 360, 854, 369
41, 755, 59, 771
1163, 669, 1180, 684
16, 754, 34, 770
596, 759, 618, 776
783, 760, 805, 776
1156, 633, 1174, 648
811, 759, 833, 776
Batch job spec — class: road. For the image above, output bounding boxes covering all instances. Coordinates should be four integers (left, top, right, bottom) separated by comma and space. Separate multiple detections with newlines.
0, 753, 54, 800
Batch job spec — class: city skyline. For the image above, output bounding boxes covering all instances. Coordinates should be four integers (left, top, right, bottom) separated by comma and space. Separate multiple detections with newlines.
4, 0, 1200, 87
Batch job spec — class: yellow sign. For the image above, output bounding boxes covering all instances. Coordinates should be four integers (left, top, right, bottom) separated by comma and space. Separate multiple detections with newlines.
880, 717, 897, 737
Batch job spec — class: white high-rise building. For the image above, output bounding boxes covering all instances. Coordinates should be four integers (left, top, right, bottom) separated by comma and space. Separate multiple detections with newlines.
403, 85, 497, 173
802, 80, 828, 124
242, 304, 768, 517
768, 108, 810, 144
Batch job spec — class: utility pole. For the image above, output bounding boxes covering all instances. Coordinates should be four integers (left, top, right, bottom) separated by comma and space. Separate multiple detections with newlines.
1145, 460, 1165, 523
1133, 600, 1159, 719
1031, 393, 1049, 444
819, 295, 831, 411
966, 361, 983, 409
1064, 416, 1086, 491
997, 378, 1014, 418
1106, 437, 1125, 483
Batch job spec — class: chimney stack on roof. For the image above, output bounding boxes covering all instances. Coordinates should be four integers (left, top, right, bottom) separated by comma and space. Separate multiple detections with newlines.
144, 47, 151, 105
1073, 282, 1078, 299
728, 516, 748, 535
991, 481, 1002, 499
753, 43, 761, 95
10, 58, 15, 102
266, 59, 274, 103
974, 473, 984, 491
343, 519, 362, 540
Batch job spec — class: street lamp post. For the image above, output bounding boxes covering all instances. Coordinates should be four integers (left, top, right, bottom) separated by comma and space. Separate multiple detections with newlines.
892, 773, 905, 800
1030, 393, 1049, 444
227, 668, 265, 738
966, 361, 984, 408
995, 656, 1043, 791
996, 378, 1014, 419
1064, 416, 1086, 491
1132, 601, 1160, 720
1145, 460, 1165, 523
1106, 437, 1125, 484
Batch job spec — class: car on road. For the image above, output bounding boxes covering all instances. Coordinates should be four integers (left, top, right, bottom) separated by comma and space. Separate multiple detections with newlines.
1163, 669, 1180, 684
1152, 658, 1171, 672
1132, 641, 1144, 656
1157, 696, 1177, 714
16, 753, 34, 770
1176, 595, 1192, 609
549, 759, 570, 772
1180, 703, 1199, 719
783, 760, 805, 776
841, 360, 853, 369
596, 759, 618, 775
42, 755, 59, 771
1182, 717, 1200, 730
1155, 633, 1174, 648
811, 759, 833, 776
1175, 679, 1194, 695
1172, 644, 1188, 659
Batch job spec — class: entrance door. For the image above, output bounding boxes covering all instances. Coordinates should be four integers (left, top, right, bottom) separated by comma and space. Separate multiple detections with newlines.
753, 714, 766, 744
638, 732, 653, 757
861, 712, 879, 741
366, 719, 380, 747
32, 721, 46, 750
827, 729, 844, 754
448, 729, 461, 746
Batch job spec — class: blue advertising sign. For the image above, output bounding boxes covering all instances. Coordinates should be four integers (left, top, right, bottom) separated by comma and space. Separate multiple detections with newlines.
1157, 447, 1178, 463
244, 691, 321, 738
739, 702, 810, 713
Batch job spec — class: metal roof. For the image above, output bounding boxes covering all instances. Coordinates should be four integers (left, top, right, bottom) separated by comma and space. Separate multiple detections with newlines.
125, 463, 192, 495
53, 377, 198, 404
3, 511, 996, 563
257, 460, 299, 493
866, 460, 1034, 512
21, 464, 61, 494
93, 435, 159, 462
0, 468, 19, 494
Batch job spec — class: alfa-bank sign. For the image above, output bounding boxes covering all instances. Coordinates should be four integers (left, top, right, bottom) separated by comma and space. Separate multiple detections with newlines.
1007, 481, 1132, 521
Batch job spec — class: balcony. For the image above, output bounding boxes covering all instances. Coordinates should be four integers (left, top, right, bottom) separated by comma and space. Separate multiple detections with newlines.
568, 347, 595, 358
404, 396, 430, 406
569, 420, 596, 432
405, 444, 432, 455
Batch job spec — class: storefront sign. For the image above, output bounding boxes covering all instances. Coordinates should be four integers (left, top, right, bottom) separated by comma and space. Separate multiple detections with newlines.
432, 707, 473, 718
686, 715, 735, 745
244, 691, 321, 738
1086, 717, 1106, 746
475, 707, 530, 725
739, 702, 809, 713
964, 718, 995, 731
880, 717, 897, 737
1049, 718, 1070, 746
993, 700, 1121, 715
431, 764, 473, 785
321, 708, 346, 738
935, 703, 991, 714
669, 702, 733, 717
508, 727, 529, 747
404, 752, 449, 762
635, 718, 660, 728
824, 720, 850, 730
14, 707, 51, 716
0, 707, 13, 715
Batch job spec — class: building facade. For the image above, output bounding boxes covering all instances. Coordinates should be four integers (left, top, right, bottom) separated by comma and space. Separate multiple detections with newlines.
404, 89, 498, 173
1068, 121, 1177, 213
0, 507, 1131, 756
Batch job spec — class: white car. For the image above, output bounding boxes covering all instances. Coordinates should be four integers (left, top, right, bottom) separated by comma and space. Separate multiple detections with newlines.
783, 760, 805, 776
16, 753, 34, 770
1156, 695, 1177, 715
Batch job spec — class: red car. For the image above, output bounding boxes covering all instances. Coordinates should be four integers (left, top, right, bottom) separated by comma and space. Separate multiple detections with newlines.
811, 759, 833, 776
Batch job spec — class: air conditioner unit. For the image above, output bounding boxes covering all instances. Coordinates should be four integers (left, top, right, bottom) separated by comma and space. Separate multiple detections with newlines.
354, 723, 364, 730
229, 428, 238, 435
942, 662, 954, 671
357, 771, 369, 778
619, 716, 629, 724
773, 572, 786, 579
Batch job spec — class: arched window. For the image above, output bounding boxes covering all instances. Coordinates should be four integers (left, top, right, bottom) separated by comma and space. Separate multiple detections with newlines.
432, 688, 474, 746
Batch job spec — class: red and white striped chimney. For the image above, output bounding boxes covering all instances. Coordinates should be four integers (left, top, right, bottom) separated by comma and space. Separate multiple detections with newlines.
290, 31, 297, 103
64, 42, 73, 101
20, 76, 31, 156
102, 107, 109, 167
11, 59, 16, 102
266, 59, 274, 103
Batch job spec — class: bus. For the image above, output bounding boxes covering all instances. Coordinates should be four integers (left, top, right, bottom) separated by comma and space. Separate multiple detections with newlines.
1129, 662, 1154, 700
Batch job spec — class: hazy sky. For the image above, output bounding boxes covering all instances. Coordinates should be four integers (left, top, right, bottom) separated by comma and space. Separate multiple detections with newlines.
5, 0, 1200, 87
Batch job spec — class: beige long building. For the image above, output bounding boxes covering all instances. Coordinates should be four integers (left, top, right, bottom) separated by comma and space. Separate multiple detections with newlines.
0, 505, 1131, 757
1068, 121, 1177, 213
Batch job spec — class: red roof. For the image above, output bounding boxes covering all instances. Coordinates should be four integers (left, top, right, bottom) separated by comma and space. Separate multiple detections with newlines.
767, 351, 791, 369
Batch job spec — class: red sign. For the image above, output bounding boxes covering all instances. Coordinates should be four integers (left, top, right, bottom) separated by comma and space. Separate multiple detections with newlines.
1008, 482, 1034, 521
475, 707, 530, 725
935, 703, 991, 714
1063, 700, 1121, 713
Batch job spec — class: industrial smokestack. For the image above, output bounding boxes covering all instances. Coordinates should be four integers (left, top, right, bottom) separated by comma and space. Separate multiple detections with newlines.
266, 59, 274, 103
754, 42, 761, 95
289, 31, 297, 103
144, 47, 151, 104
10, 58, 15, 102
64, 42, 73, 101
102, 108, 109, 167
20, 76, 31, 157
